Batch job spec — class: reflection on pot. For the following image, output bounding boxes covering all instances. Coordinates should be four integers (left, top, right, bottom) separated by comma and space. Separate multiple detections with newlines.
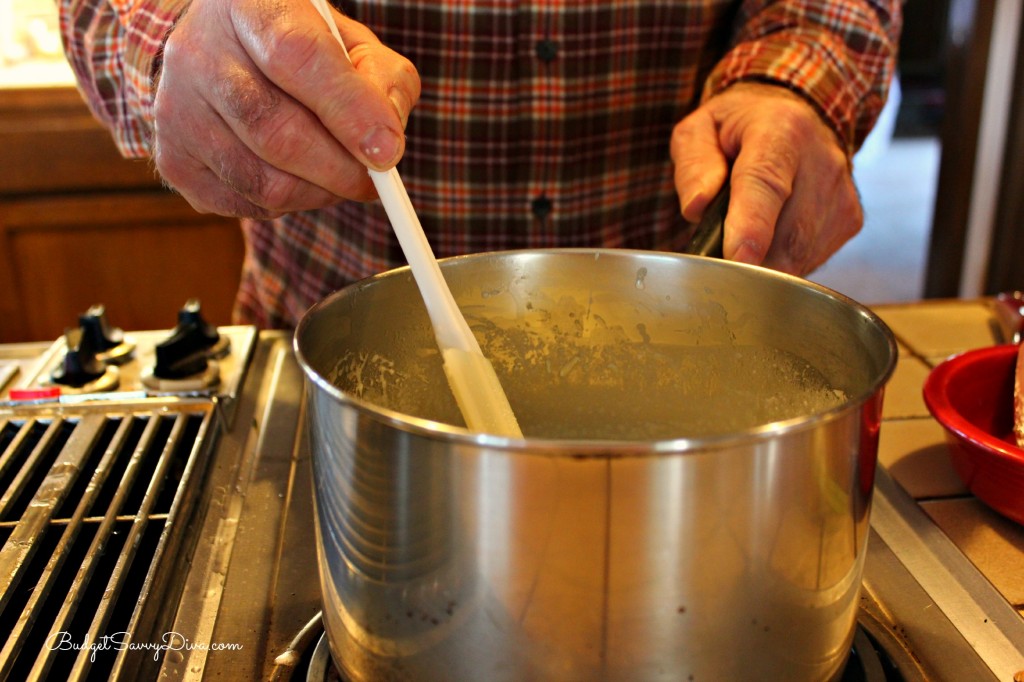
297, 249, 896, 681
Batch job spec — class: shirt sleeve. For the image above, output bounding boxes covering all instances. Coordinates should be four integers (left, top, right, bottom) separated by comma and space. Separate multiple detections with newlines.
703, 0, 903, 157
58, 0, 192, 159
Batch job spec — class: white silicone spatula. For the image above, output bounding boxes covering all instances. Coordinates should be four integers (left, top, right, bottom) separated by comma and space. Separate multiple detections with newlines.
308, 0, 522, 437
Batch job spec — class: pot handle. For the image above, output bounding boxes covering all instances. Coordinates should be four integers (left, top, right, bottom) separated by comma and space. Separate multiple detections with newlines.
684, 181, 729, 259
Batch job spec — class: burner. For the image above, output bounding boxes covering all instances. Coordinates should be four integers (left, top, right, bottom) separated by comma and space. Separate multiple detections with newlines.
308, 633, 339, 682
141, 360, 220, 392
271, 613, 331, 682
274, 614, 908, 682
842, 626, 905, 682
141, 299, 227, 392
37, 304, 135, 394
79, 304, 136, 365
47, 325, 120, 392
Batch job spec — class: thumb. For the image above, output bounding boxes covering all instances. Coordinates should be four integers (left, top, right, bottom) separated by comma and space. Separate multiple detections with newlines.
235, 2, 407, 171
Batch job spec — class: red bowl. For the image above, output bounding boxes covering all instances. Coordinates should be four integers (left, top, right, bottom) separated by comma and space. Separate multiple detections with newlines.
923, 343, 1024, 526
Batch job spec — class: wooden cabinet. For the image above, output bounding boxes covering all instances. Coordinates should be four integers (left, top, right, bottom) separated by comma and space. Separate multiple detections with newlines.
0, 88, 244, 343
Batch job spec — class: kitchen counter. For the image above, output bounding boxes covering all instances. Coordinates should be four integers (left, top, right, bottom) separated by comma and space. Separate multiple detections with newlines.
872, 299, 1024, 622
3, 294, 1024, 680
240, 295, 1024, 680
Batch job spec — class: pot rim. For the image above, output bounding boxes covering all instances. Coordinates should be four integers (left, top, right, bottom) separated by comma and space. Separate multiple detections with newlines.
294, 248, 898, 455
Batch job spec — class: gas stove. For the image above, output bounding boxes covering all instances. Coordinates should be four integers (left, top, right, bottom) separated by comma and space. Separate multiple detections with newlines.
1, 302, 1023, 681
0, 300, 258, 680
1, 301, 256, 405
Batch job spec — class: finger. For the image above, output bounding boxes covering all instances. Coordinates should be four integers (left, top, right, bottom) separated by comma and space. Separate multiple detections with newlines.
338, 18, 421, 128
758, 189, 814, 275
723, 126, 800, 266
764, 167, 862, 275
207, 58, 379, 202
160, 2, 381, 208
232, 2, 411, 171
153, 132, 281, 219
198, 110, 377, 211
671, 109, 730, 222
154, 75, 375, 216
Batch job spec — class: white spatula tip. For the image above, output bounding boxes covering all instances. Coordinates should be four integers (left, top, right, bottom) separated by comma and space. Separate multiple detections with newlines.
442, 348, 523, 438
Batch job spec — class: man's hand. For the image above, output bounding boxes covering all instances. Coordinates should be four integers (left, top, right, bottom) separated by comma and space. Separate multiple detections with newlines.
153, 0, 420, 218
671, 82, 862, 275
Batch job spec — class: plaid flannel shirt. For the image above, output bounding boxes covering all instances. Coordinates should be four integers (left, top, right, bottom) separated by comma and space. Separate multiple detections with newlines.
60, 0, 902, 329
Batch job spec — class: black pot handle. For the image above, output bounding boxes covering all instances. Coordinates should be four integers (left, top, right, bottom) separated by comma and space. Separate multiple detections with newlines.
683, 181, 730, 259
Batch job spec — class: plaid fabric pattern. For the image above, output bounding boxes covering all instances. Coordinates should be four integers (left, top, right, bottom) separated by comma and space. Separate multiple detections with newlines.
706, 1, 903, 157
60, 0, 901, 329
60, 0, 190, 156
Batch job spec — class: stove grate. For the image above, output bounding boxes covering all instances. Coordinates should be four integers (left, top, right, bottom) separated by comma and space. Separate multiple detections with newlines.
0, 407, 216, 681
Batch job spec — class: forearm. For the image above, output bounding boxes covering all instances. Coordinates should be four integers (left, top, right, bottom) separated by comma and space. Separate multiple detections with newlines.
58, 0, 191, 158
704, 0, 903, 157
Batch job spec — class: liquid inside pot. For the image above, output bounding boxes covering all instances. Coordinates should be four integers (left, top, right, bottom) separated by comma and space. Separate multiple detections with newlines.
326, 318, 846, 441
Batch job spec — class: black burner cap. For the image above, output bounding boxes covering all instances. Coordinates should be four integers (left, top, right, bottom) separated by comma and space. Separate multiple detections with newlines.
78, 304, 124, 351
152, 300, 223, 379
51, 327, 108, 387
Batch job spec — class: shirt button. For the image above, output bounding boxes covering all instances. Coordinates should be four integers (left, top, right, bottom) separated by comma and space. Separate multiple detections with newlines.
535, 39, 558, 63
531, 195, 553, 219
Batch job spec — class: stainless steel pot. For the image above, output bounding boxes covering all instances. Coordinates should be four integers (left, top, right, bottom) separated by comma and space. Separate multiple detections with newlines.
295, 249, 897, 681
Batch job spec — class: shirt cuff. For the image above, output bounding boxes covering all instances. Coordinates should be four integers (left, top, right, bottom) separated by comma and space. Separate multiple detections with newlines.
702, 31, 888, 158
120, 0, 193, 157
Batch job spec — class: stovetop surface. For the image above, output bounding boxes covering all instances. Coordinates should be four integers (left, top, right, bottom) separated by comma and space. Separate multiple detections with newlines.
0, 326, 257, 407
2, 299, 1024, 681
166, 325, 1024, 681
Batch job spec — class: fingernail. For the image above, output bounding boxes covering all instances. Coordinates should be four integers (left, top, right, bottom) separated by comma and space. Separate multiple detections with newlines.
732, 241, 763, 265
681, 183, 705, 217
389, 90, 410, 128
360, 125, 402, 169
